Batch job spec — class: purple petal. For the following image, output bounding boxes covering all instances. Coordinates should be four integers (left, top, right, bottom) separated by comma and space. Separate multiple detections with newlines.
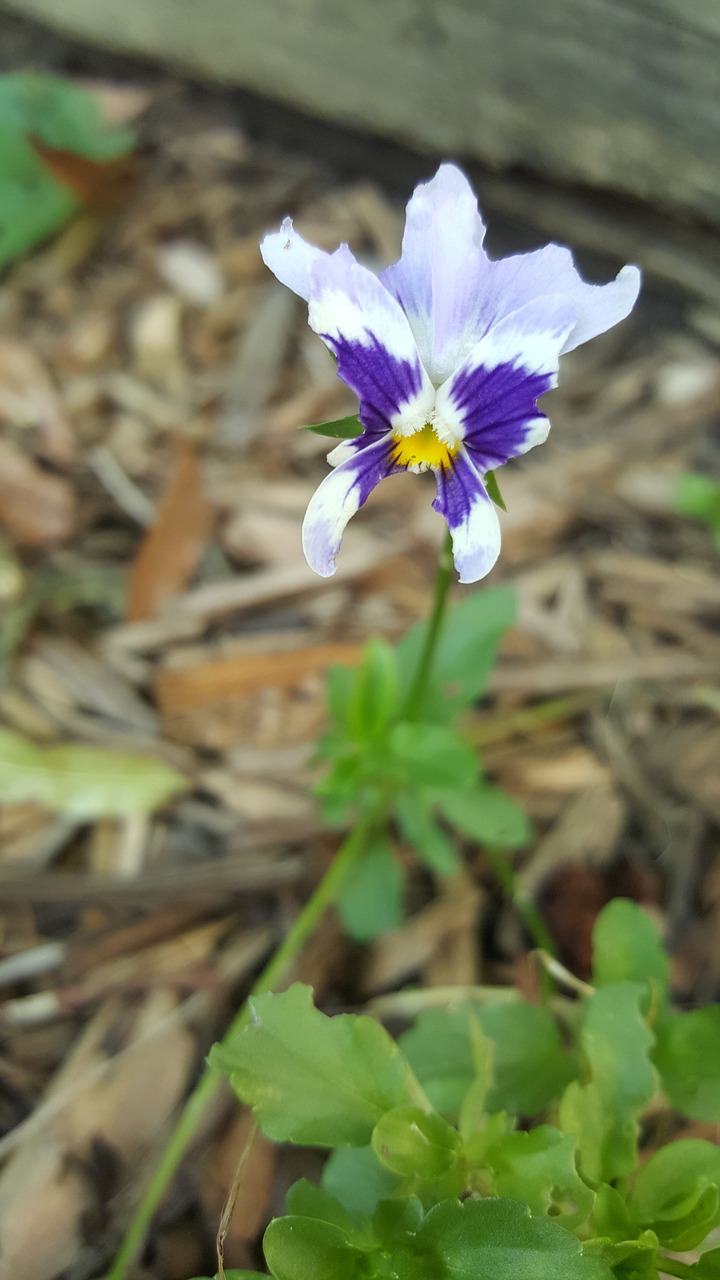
435, 294, 577, 470
433, 452, 502, 584
309, 252, 434, 434
302, 435, 396, 576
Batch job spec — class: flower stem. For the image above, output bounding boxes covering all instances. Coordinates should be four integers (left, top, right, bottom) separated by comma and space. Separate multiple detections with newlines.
483, 842, 556, 956
404, 527, 455, 720
106, 817, 373, 1280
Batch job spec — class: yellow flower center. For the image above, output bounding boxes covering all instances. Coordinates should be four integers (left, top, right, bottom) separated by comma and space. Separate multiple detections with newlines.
392, 423, 457, 472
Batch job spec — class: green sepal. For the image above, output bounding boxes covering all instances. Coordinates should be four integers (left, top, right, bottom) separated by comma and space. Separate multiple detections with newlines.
302, 415, 362, 439
485, 469, 507, 511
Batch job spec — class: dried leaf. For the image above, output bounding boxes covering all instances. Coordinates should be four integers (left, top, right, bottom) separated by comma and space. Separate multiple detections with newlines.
0, 338, 76, 464
0, 439, 75, 547
128, 437, 213, 622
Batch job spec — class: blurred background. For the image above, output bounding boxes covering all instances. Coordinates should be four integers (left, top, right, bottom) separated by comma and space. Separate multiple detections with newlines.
0, 4, 719, 1279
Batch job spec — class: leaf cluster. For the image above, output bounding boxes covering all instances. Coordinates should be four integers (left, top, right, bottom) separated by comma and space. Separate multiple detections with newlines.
0, 72, 135, 269
206, 900, 720, 1280
316, 589, 528, 938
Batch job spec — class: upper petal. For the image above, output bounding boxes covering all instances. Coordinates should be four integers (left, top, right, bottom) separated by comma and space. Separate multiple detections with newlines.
480, 244, 641, 357
380, 163, 489, 385
435, 293, 577, 470
308, 251, 435, 434
261, 217, 357, 302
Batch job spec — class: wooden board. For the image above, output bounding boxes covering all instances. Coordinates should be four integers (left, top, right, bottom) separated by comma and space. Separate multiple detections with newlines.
2, 0, 720, 222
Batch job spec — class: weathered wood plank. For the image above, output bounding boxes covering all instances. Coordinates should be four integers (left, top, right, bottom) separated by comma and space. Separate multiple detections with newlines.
2, 0, 719, 222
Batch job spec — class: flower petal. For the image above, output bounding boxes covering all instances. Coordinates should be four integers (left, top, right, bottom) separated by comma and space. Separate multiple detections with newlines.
260, 217, 353, 302
435, 294, 577, 470
481, 245, 641, 356
302, 435, 396, 577
433, 452, 502, 584
309, 252, 435, 434
380, 163, 489, 385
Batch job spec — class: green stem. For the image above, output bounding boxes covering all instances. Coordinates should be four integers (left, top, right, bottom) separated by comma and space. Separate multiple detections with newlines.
404, 527, 454, 720
106, 817, 372, 1280
658, 1261, 696, 1280
483, 843, 556, 957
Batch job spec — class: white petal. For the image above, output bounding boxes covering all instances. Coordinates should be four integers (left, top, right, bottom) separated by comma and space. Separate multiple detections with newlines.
261, 217, 353, 302
433, 452, 502, 584
302, 435, 395, 577
560, 264, 642, 354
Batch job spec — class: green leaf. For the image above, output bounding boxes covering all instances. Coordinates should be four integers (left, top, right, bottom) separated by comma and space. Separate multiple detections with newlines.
676, 473, 720, 544
396, 587, 516, 721
395, 1198, 612, 1280
322, 1145, 401, 1217
372, 1105, 460, 1178
630, 1139, 720, 1250
484, 469, 507, 511
486, 1125, 593, 1223
592, 899, 668, 1000
686, 1246, 720, 1279
400, 1001, 574, 1120
347, 638, 399, 740
210, 984, 413, 1146
389, 722, 479, 790
654, 1008, 720, 1121
263, 1216, 364, 1280
285, 1181, 373, 1248
0, 728, 186, 816
592, 1183, 637, 1242
302, 415, 362, 439
394, 795, 459, 875
372, 1196, 424, 1249
0, 73, 135, 269
0, 72, 134, 158
435, 784, 531, 849
560, 984, 657, 1183
336, 837, 405, 941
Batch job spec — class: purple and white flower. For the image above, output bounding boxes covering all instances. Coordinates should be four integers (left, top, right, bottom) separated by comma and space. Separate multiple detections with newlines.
261, 164, 641, 583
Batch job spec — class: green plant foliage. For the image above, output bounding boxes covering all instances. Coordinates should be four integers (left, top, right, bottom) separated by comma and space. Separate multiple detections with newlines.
302, 415, 362, 439
629, 1139, 720, 1250
394, 1198, 612, 1280
0, 72, 135, 269
336, 836, 406, 941
591, 899, 668, 998
372, 1105, 461, 1179
485, 1126, 593, 1223
204, 903, 720, 1280
0, 728, 186, 815
560, 984, 657, 1183
322, 1145, 401, 1216
653, 1008, 720, 1121
400, 1000, 575, 1119
395, 587, 516, 722
434, 784, 531, 849
210, 984, 415, 1146
676, 472, 720, 547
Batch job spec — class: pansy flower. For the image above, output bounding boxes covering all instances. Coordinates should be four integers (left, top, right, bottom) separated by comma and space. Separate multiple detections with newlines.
262, 164, 641, 583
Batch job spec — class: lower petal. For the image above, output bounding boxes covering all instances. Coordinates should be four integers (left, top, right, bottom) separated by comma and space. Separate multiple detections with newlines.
433, 452, 501, 584
302, 435, 395, 577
